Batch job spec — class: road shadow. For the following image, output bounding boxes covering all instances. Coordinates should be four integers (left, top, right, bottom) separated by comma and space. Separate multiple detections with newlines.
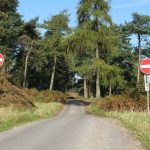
66, 99, 91, 106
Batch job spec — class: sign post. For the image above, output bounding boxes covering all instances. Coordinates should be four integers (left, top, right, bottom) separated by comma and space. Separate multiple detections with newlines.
147, 87, 150, 113
140, 58, 150, 113
144, 77, 150, 113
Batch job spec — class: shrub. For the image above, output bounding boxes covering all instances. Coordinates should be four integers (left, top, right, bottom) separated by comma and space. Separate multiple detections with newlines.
96, 96, 146, 112
24, 89, 67, 103
0, 73, 66, 109
0, 73, 34, 109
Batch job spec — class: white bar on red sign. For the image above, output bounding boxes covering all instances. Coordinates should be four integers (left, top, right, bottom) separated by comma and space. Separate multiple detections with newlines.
0, 58, 4, 61
141, 65, 150, 68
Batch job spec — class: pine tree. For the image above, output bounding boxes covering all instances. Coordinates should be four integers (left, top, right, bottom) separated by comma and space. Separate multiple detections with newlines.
111, 24, 136, 86
66, 25, 97, 98
126, 13, 150, 85
0, 0, 22, 72
77, 0, 113, 97
43, 10, 70, 91
12, 18, 40, 87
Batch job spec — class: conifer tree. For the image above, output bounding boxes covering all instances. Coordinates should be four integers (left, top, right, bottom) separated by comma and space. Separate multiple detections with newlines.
126, 13, 150, 85
43, 10, 70, 91
0, 0, 22, 72
77, 0, 112, 97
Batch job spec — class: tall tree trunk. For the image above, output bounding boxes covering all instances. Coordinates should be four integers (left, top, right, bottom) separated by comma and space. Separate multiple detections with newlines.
66, 45, 69, 54
88, 82, 92, 98
96, 47, 101, 98
137, 34, 141, 85
109, 79, 112, 97
84, 77, 88, 98
23, 41, 33, 88
49, 55, 57, 91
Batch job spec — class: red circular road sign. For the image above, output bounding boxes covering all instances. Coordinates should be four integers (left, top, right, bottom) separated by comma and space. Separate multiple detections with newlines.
140, 58, 150, 74
0, 53, 4, 66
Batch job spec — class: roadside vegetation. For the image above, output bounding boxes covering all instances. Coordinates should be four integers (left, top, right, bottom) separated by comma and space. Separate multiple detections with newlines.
88, 96, 150, 150
0, 73, 66, 132
0, 102, 63, 132
108, 112, 150, 150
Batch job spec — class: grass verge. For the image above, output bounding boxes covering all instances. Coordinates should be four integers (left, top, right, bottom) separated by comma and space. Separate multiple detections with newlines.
0, 102, 63, 132
88, 105, 150, 150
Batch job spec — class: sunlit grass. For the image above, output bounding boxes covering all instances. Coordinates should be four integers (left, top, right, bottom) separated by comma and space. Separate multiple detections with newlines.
88, 105, 150, 150
0, 102, 63, 132
107, 111, 150, 150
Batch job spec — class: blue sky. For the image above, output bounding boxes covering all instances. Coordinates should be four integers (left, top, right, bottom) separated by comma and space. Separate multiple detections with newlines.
18, 0, 150, 45
18, 0, 150, 26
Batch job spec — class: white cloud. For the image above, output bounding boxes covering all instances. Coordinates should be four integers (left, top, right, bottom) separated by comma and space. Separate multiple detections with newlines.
112, 0, 150, 9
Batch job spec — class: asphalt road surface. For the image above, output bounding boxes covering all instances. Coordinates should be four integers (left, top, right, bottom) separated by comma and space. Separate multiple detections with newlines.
0, 100, 144, 150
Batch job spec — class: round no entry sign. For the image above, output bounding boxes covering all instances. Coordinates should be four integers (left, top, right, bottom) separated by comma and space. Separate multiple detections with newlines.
140, 58, 150, 74
0, 53, 4, 66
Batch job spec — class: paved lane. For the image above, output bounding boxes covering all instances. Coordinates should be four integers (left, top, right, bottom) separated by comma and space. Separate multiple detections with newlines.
0, 100, 144, 150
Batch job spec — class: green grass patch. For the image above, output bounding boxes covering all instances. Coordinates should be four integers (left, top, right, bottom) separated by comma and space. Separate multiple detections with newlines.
88, 105, 150, 150
87, 105, 106, 116
0, 102, 63, 132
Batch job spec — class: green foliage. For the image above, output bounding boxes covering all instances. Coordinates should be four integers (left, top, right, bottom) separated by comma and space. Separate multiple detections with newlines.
104, 65, 126, 92
0, 0, 23, 70
77, 0, 111, 28
87, 105, 106, 116
76, 0, 117, 97
126, 13, 150, 35
110, 24, 137, 91
11, 18, 41, 87
43, 10, 70, 56
41, 10, 73, 91
0, 0, 18, 12
0, 0, 150, 98
123, 13, 150, 86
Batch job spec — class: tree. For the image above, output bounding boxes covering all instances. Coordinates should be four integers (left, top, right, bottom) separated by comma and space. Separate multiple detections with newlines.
14, 18, 40, 87
106, 65, 125, 96
0, 0, 22, 72
77, 0, 113, 98
126, 13, 150, 85
66, 26, 97, 98
43, 10, 70, 91
25, 40, 47, 89
143, 41, 150, 58
111, 24, 136, 87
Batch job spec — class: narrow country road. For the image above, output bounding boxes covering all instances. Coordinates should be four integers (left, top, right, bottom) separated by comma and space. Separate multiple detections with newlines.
0, 100, 144, 150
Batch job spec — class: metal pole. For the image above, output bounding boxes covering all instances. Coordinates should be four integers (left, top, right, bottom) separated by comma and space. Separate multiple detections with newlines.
144, 71, 150, 112
147, 88, 150, 113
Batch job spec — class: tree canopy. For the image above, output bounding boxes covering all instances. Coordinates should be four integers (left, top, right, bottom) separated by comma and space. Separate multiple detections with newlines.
0, 0, 150, 98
